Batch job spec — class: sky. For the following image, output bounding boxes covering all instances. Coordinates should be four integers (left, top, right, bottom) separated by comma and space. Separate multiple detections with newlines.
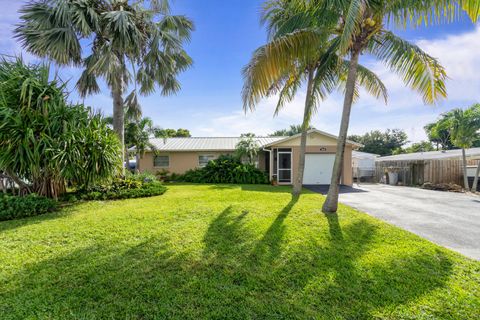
1, 0, 479, 143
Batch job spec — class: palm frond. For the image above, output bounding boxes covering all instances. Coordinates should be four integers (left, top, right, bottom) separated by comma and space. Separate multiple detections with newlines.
367, 31, 447, 104
242, 29, 323, 111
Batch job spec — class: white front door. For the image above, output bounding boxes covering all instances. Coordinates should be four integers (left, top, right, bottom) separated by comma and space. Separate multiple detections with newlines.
303, 154, 336, 185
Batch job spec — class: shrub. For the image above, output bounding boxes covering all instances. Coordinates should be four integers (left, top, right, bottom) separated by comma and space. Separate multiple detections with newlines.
178, 155, 269, 184
75, 178, 167, 201
0, 193, 58, 221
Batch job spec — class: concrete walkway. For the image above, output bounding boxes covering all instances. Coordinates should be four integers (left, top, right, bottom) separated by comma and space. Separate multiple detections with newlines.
310, 184, 480, 260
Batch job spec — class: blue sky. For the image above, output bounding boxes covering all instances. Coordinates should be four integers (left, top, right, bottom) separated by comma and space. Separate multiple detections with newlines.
1, 0, 479, 143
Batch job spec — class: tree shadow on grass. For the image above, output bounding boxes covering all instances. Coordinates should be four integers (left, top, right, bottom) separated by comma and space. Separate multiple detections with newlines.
1, 204, 457, 319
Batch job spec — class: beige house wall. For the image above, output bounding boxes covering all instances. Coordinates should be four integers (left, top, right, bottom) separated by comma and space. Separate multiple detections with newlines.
137, 151, 232, 174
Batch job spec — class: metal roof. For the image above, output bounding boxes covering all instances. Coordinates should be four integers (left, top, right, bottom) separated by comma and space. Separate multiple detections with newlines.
146, 136, 285, 151
352, 151, 380, 159
377, 147, 480, 162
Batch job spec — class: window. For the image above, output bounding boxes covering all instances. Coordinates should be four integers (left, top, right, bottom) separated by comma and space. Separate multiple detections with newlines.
199, 155, 216, 167
154, 155, 169, 168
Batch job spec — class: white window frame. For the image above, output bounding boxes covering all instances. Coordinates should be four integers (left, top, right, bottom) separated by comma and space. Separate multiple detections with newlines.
153, 155, 170, 168
198, 154, 216, 167
277, 149, 292, 183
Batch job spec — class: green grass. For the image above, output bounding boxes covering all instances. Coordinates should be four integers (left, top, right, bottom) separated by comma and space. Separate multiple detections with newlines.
0, 184, 479, 319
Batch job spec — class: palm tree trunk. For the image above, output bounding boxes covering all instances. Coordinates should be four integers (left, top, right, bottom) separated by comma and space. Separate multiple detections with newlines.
112, 80, 125, 175
322, 50, 361, 213
125, 148, 131, 172
292, 70, 315, 196
462, 148, 470, 191
472, 160, 480, 192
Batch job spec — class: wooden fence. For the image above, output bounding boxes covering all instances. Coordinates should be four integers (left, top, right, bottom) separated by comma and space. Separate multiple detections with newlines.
375, 159, 479, 186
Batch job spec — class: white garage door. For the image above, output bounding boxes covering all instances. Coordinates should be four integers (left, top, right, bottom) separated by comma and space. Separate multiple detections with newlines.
303, 154, 336, 185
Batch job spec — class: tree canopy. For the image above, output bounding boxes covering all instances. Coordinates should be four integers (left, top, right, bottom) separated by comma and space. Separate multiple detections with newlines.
348, 129, 408, 156
154, 128, 191, 138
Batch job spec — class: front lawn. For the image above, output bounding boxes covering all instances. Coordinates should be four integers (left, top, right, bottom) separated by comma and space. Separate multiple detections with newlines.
1, 184, 479, 319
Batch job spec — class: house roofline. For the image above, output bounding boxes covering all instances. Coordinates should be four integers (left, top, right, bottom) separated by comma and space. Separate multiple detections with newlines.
263, 129, 363, 148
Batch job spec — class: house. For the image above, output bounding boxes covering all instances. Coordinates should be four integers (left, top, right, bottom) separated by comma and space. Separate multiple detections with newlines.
136, 129, 362, 186
375, 147, 480, 186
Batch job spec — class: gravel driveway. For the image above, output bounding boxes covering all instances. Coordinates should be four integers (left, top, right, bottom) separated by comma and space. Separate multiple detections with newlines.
308, 184, 480, 260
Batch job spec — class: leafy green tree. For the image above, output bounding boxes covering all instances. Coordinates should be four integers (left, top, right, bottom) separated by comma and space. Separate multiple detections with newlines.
424, 122, 454, 150
270, 125, 314, 137
15, 0, 193, 172
394, 141, 435, 154
235, 133, 260, 165
348, 129, 408, 156
0, 58, 121, 199
315, 0, 479, 213
154, 128, 191, 138
439, 105, 480, 191
243, 0, 387, 195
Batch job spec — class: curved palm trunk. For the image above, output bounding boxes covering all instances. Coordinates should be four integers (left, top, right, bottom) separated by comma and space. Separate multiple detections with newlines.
292, 70, 315, 196
461, 148, 470, 191
322, 51, 360, 213
472, 161, 480, 192
112, 81, 125, 175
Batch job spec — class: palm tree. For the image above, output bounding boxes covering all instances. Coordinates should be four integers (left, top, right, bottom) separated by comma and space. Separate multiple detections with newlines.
125, 117, 156, 168
15, 0, 193, 173
440, 105, 480, 191
243, 0, 387, 196
313, 0, 480, 213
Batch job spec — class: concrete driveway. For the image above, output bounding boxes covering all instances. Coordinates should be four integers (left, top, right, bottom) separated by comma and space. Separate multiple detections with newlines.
309, 184, 480, 260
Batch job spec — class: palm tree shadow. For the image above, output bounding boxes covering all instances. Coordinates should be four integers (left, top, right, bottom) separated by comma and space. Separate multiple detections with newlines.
250, 195, 299, 263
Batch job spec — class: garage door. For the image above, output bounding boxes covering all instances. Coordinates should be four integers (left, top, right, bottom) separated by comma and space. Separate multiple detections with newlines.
303, 154, 336, 185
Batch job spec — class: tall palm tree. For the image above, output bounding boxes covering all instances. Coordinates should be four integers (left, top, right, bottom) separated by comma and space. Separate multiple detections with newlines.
15, 0, 193, 173
309, 0, 480, 213
439, 105, 480, 191
243, 0, 387, 195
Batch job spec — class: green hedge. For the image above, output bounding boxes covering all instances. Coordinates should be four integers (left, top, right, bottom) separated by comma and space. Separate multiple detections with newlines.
178, 155, 269, 184
74, 178, 167, 201
0, 193, 58, 221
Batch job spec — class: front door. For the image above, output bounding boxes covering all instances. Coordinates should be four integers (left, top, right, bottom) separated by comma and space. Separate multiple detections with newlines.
277, 150, 292, 183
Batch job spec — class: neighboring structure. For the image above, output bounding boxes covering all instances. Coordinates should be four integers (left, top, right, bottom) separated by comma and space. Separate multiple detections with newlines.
352, 151, 379, 181
136, 129, 362, 186
375, 148, 480, 186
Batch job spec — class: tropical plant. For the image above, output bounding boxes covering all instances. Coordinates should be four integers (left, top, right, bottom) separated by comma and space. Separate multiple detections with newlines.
178, 155, 269, 184
235, 133, 261, 165
438, 105, 480, 191
0, 58, 122, 199
15, 0, 194, 172
309, 0, 480, 212
154, 128, 191, 138
243, 0, 387, 195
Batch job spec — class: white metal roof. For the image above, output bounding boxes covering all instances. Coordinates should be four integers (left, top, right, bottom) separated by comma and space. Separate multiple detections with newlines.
145, 136, 285, 151
352, 151, 380, 159
377, 147, 480, 162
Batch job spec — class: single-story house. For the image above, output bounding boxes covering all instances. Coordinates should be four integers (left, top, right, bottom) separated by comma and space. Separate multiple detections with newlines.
375, 147, 480, 186
136, 129, 362, 186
